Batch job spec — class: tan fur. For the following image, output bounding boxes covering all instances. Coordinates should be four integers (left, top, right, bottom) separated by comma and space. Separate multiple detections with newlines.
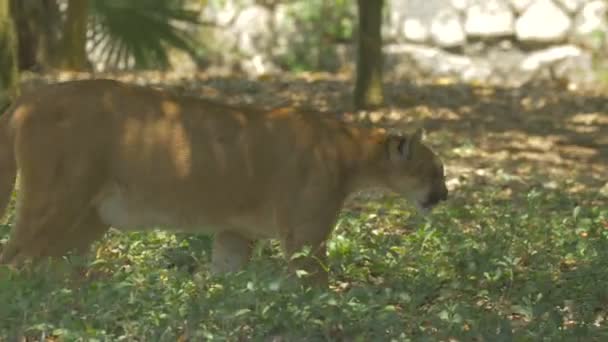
0, 79, 447, 285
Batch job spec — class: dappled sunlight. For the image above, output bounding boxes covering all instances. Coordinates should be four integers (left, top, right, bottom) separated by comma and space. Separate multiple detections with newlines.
4, 0, 608, 336
121, 107, 194, 179
569, 112, 608, 126
19, 70, 608, 201
18, 70, 608, 197
3, 71, 606, 339
160, 100, 180, 118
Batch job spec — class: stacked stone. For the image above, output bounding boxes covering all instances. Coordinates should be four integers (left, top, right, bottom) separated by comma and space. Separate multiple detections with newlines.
388, 0, 606, 47
385, 0, 607, 85
197, 0, 607, 85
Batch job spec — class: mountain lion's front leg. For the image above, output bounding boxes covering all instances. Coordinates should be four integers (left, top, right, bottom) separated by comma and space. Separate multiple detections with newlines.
210, 231, 254, 274
280, 215, 337, 287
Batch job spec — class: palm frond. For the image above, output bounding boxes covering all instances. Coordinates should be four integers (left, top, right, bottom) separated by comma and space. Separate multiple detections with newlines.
88, 0, 201, 70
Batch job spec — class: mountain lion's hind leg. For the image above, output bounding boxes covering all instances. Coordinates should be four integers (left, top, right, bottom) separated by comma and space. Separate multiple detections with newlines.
0, 165, 104, 266
210, 231, 254, 274
0, 195, 102, 266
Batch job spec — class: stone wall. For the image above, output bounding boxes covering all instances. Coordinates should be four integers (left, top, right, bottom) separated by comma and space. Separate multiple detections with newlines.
385, 0, 608, 85
199, 0, 608, 85
389, 0, 605, 45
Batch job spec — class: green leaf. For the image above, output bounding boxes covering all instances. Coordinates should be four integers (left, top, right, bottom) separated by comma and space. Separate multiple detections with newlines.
233, 308, 250, 317
573, 206, 581, 221
295, 269, 309, 278
89, 0, 200, 69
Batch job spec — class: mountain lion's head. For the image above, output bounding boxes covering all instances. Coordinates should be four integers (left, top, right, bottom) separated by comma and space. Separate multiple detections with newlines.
382, 129, 448, 212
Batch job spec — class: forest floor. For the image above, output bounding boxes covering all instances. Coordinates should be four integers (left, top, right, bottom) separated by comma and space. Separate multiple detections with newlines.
1, 71, 607, 340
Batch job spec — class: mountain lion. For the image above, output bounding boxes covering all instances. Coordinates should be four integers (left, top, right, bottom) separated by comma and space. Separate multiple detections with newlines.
0, 79, 447, 285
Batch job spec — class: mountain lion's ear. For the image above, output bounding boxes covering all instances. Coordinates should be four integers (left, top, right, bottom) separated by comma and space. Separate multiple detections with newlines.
387, 128, 424, 162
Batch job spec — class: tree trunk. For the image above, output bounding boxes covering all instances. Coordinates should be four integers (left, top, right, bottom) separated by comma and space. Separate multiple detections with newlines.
354, 0, 384, 110
0, 0, 19, 110
61, 0, 90, 70
10, 0, 37, 70
11, 0, 61, 70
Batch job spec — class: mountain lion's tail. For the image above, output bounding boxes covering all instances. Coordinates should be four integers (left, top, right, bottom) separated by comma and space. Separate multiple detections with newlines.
0, 106, 16, 220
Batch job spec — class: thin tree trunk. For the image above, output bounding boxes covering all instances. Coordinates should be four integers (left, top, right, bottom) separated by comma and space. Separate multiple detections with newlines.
0, 0, 19, 110
61, 0, 90, 70
354, 0, 384, 110
10, 0, 36, 70
12, 0, 61, 70
40, 0, 62, 68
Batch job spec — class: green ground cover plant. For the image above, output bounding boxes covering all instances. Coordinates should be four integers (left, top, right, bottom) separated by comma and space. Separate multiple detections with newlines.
1, 73, 607, 341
